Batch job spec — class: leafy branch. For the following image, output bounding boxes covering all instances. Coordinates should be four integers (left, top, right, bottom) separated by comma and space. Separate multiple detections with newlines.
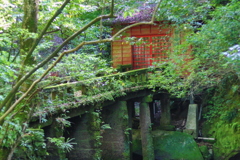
0, 0, 161, 125
0, 0, 116, 113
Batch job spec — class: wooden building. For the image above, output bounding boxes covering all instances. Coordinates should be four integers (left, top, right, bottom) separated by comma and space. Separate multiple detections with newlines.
112, 23, 173, 69
110, 4, 191, 71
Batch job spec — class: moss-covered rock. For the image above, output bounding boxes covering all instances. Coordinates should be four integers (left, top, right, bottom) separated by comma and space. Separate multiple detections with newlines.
202, 118, 240, 159
132, 129, 204, 160
201, 78, 240, 159
0, 148, 9, 160
199, 145, 212, 160
132, 130, 142, 156
153, 131, 203, 160
156, 124, 175, 131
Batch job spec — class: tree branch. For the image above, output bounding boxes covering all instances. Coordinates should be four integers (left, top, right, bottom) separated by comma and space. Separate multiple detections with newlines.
23, 0, 71, 65
45, 29, 61, 34
24, 0, 116, 64
0, 14, 115, 111
112, 22, 155, 39
0, 39, 108, 124
0, 0, 71, 112
151, 0, 162, 22
110, 0, 114, 17
0, 18, 155, 124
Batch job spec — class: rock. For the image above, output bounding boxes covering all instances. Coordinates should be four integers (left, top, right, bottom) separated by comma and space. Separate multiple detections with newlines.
153, 131, 204, 160
132, 129, 204, 160
199, 145, 212, 160
156, 125, 176, 131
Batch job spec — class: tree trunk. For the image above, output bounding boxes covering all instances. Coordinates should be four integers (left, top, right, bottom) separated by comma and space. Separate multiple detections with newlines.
1, 1, 39, 160
21, 0, 39, 66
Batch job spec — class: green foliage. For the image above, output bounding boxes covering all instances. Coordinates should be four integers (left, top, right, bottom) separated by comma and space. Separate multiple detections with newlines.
35, 68, 149, 118
0, 117, 23, 148
202, 75, 240, 159
202, 87, 223, 120
0, 0, 238, 159
222, 108, 238, 122
192, 1, 240, 56
51, 53, 115, 81
0, 0, 23, 30
150, 0, 240, 98
101, 124, 111, 130
56, 115, 71, 129
37, 0, 112, 58
149, 62, 188, 97
0, 28, 34, 102
47, 137, 76, 153
0, 0, 116, 158
156, 0, 211, 24
124, 128, 132, 135
0, 55, 18, 101
14, 129, 47, 160
203, 74, 239, 123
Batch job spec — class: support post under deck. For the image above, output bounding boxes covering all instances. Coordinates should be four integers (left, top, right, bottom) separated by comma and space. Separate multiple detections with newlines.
160, 93, 171, 126
140, 96, 154, 160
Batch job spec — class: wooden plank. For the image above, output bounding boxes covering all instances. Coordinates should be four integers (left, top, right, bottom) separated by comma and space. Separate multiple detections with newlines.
112, 55, 122, 58
123, 57, 132, 61
122, 49, 131, 54
122, 54, 131, 58
112, 49, 122, 54
123, 61, 132, 65
112, 45, 122, 49
112, 41, 123, 45
195, 137, 215, 141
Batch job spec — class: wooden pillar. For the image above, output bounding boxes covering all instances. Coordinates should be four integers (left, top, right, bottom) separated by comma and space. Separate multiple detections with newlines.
140, 96, 154, 160
160, 93, 171, 125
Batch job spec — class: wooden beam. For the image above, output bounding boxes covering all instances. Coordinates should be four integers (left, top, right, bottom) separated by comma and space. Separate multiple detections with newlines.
195, 137, 215, 141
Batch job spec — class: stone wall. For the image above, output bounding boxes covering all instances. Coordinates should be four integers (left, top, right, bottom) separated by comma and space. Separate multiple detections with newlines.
101, 101, 131, 160
66, 110, 101, 160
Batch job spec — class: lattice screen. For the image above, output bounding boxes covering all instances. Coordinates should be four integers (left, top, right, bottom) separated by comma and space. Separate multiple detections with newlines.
132, 35, 171, 69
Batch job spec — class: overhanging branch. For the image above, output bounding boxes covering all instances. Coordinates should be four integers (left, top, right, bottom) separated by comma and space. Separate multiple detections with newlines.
23, 0, 71, 65
0, 8, 115, 111
0, 0, 158, 124
151, 0, 162, 22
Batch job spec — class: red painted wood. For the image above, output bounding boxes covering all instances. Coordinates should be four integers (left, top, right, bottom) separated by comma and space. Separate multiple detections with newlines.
132, 34, 171, 69
111, 24, 176, 69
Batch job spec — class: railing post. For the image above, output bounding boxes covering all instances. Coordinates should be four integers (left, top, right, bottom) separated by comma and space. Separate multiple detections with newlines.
184, 104, 198, 138
73, 84, 87, 97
